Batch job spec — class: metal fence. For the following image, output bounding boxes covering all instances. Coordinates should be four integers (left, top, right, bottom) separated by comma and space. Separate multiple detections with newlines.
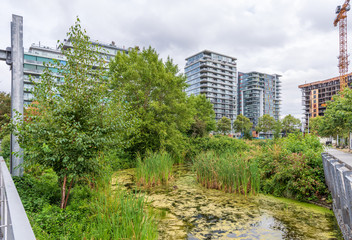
322, 152, 352, 240
0, 156, 35, 240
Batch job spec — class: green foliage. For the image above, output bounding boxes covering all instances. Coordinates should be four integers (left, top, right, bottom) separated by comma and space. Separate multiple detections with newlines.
109, 47, 193, 160
16, 18, 133, 208
0, 92, 11, 138
136, 151, 174, 187
15, 168, 158, 239
282, 114, 301, 136
82, 188, 158, 240
186, 135, 249, 160
257, 133, 327, 201
193, 150, 260, 195
233, 114, 252, 137
0, 134, 10, 161
217, 116, 232, 134
256, 114, 275, 134
319, 88, 352, 138
273, 120, 282, 139
187, 94, 216, 137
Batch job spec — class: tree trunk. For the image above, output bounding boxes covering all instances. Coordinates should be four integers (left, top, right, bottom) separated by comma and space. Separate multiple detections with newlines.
63, 178, 74, 209
60, 175, 67, 209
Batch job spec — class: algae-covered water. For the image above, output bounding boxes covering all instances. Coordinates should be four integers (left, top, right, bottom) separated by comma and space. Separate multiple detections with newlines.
112, 165, 342, 240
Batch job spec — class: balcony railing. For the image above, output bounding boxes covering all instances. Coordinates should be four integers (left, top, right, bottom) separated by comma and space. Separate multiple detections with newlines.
0, 157, 35, 240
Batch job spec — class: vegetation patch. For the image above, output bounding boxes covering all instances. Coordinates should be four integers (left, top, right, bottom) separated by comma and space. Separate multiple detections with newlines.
136, 151, 174, 187
193, 150, 260, 195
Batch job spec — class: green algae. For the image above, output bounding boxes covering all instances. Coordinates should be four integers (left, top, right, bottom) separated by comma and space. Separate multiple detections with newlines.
112, 165, 342, 240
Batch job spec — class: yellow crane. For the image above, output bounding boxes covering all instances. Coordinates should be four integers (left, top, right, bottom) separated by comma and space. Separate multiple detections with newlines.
334, 0, 351, 91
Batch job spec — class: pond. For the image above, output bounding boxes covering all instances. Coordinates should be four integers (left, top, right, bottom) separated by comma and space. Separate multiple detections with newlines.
112, 165, 342, 240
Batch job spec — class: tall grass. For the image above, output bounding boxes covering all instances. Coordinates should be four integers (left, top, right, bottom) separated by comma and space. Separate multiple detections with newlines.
81, 188, 158, 239
136, 151, 174, 187
193, 150, 260, 195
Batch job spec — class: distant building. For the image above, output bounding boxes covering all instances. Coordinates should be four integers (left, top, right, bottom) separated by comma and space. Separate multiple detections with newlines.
23, 40, 129, 105
298, 74, 352, 129
238, 71, 281, 126
184, 50, 238, 123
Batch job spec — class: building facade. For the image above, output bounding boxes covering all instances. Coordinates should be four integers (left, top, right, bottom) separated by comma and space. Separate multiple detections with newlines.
23, 40, 129, 105
184, 50, 238, 123
298, 74, 352, 128
238, 71, 281, 126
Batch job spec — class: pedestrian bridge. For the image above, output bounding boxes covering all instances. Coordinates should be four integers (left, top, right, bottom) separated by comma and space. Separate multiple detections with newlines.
323, 149, 352, 240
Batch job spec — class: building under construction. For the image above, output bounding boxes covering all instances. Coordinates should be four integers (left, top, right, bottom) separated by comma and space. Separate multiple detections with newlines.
298, 74, 352, 128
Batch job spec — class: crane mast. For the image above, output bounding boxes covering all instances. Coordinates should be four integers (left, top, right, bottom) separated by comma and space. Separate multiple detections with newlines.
334, 0, 350, 91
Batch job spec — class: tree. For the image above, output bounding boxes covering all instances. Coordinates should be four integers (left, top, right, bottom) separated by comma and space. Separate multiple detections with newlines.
0, 92, 11, 138
309, 116, 325, 136
109, 47, 193, 159
256, 114, 275, 137
233, 114, 252, 137
187, 94, 216, 137
16, 18, 131, 209
217, 116, 231, 134
320, 88, 352, 145
282, 114, 300, 136
273, 120, 282, 139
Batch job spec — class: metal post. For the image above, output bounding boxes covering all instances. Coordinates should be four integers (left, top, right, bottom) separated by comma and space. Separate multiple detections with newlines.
10, 15, 24, 177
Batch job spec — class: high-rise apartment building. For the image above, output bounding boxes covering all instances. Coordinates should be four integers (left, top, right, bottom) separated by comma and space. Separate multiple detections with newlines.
298, 74, 352, 129
23, 40, 129, 105
238, 71, 281, 126
184, 50, 238, 122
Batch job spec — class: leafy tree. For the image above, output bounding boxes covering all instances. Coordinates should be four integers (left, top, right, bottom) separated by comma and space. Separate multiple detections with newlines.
273, 120, 282, 139
320, 88, 352, 144
217, 116, 231, 134
233, 114, 252, 137
309, 116, 325, 136
0, 92, 11, 138
187, 94, 216, 137
282, 114, 300, 136
16, 18, 132, 209
256, 114, 275, 137
109, 47, 193, 159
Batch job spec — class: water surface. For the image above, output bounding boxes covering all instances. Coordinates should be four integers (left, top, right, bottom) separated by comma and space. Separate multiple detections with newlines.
113, 165, 341, 240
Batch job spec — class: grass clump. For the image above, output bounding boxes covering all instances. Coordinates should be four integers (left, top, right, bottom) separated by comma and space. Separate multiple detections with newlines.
136, 151, 174, 187
193, 150, 260, 195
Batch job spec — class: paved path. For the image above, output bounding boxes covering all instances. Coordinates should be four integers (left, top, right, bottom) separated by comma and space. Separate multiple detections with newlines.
326, 148, 352, 167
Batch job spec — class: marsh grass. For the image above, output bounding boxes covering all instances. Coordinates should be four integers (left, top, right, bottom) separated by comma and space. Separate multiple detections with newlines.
82, 187, 158, 239
193, 150, 260, 195
136, 151, 174, 187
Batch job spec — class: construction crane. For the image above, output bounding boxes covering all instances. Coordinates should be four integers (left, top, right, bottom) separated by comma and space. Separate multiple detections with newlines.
334, 0, 351, 91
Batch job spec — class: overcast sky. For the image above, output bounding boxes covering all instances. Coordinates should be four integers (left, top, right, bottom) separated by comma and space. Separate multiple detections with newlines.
0, 0, 345, 120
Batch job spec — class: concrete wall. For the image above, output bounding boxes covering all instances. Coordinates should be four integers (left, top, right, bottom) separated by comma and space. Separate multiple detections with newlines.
322, 152, 352, 240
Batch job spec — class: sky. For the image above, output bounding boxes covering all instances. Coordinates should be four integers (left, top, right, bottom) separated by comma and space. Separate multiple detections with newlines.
0, 0, 345, 120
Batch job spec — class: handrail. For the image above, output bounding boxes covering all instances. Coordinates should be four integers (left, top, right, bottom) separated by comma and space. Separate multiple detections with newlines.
0, 156, 35, 240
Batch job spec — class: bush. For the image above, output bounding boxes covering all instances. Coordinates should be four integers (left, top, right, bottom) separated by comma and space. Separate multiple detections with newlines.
186, 135, 249, 160
0, 134, 10, 161
257, 133, 328, 201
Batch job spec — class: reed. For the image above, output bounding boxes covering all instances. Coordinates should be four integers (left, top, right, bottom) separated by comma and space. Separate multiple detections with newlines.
81, 188, 158, 239
193, 150, 260, 195
136, 151, 174, 187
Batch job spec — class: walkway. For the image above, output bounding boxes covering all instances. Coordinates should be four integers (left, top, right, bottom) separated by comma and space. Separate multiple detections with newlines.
326, 148, 352, 168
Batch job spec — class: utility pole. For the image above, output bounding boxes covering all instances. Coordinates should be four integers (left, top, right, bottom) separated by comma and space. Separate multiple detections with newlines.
0, 15, 24, 176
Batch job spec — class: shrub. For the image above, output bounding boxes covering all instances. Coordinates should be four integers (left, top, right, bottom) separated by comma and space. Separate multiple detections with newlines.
0, 134, 10, 160
257, 133, 328, 201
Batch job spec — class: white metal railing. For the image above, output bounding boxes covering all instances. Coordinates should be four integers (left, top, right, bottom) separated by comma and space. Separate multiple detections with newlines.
0, 157, 35, 240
